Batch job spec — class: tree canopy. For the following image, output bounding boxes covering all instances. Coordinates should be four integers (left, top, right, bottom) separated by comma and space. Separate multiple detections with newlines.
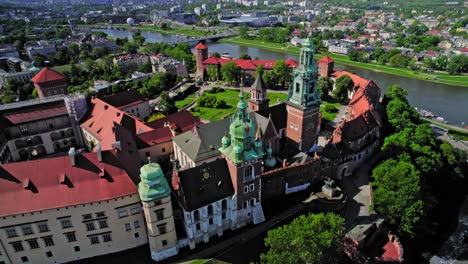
261, 213, 345, 264
221, 62, 239, 86
333, 75, 354, 103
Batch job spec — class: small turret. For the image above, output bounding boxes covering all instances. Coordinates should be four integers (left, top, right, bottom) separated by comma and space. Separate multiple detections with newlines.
265, 142, 277, 168
221, 131, 231, 149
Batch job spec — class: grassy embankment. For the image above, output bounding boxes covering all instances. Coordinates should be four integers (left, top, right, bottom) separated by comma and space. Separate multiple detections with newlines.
175, 88, 339, 122
220, 38, 468, 87
78, 24, 210, 38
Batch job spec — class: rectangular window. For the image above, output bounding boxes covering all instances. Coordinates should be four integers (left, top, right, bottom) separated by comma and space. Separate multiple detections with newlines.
37, 222, 49, 233
11, 242, 23, 252
134, 220, 140, 229
102, 233, 112, 242
154, 200, 162, 206
65, 232, 76, 242
90, 236, 99, 245
27, 239, 39, 249
157, 224, 167, 235
96, 211, 106, 217
86, 222, 96, 231
6, 227, 17, 238
250, 184, 255, 192
222, 212, 226, 219
244, 186, 249, 193
117, 209, 128, 218
61, 218, 73, 229
125, 223, 131, 231
145, 151, 150, 157
46, 251, 53, 258
43, 236, 54, 247
21, 225, 34, 236
131, 207, 140, 215
162, 240, 167, 246
134, 232, 139, 238
155, 209, 164, 221
195, 223, 200, 231
74, 246, 80, 252
21, 256, 28, 263
99, 220, 108, 229
82, 214, 92, 220
209, 218, 213, 225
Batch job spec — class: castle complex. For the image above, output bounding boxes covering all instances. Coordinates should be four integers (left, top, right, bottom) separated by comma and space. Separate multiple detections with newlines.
0, 39, 385, 263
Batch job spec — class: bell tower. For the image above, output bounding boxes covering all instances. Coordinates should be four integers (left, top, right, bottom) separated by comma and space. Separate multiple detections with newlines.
194, 42, 208, 78
248, 72, 269, 112
219, 90, 266, 229
286, 37, 321, 152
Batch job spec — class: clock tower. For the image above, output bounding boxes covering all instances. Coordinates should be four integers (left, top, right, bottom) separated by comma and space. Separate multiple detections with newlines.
219, 90, 266, 228
286, 37, 321, 152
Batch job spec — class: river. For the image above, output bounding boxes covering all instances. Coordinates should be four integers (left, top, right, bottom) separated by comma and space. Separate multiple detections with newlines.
95, 28, 468, 126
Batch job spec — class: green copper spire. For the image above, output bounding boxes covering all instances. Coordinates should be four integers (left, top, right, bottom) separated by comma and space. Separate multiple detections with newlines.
219, 90, 264, 164
138, 162, 171, 202
287, 36, 320, 108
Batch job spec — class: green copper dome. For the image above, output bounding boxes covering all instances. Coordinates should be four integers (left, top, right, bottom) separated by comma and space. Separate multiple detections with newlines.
265, 144, 276, 168
221, 134, 231, 148
138, 163, 171, 202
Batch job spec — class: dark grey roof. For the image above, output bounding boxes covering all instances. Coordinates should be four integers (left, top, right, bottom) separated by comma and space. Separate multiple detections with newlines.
100, 90, 148, 108
257, 102, 287, 131
251, 72, 266, 91
176, 158, 234, 211
172, 118, 230, 162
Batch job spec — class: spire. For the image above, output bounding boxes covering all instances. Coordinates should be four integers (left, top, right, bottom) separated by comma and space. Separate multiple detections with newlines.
255, 126, 263, 141
251, 71, 266, 91
237, 88, 247, 111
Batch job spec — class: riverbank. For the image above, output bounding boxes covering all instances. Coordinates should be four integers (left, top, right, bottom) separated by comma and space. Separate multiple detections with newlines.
78, 24, 211, 38
220, 38, 468, 88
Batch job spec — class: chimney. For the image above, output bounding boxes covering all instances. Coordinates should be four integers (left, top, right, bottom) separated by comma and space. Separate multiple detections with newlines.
69, 147, 76, 166
111, 141, 122, 151
96, 143, 102, 162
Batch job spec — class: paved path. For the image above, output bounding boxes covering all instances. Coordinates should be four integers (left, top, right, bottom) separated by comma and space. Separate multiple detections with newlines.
329, 105, 348, 128
342, 164, 373, 230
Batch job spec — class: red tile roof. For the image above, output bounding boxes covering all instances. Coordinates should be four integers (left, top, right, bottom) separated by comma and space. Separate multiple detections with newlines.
0, 151, 136, 217
2, 101, 68, 125
146, 110, 202, 132
332, 71, 370, 90
31, 67, 66, 84
194, 42, 208, 50
139, 110, 203, 146
318, 56, 334, 63
81, 98, 153, 150
202, 57, 299, 70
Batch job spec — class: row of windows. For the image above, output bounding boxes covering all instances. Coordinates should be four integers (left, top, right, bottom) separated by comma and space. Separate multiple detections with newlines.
117, 206, 141, 218
124, 220, 141, 231
82, 211, 106, 220
89, 233, 112, 245
194, 213, 228, 232
193, 200, 228, 222
5, 222, 49, 238
11, 236, 54, 252
85, 219, 108, 231
17, 251, 53, 263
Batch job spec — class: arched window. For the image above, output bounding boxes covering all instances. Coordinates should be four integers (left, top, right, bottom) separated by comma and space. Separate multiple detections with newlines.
207, 205, 213, 216
194, 210, 200, 221
222, 200, 227, 211
295, 83, 300, 93
244, 166, 254, 182
250, 198, 256, 207
243, 201, 248, 208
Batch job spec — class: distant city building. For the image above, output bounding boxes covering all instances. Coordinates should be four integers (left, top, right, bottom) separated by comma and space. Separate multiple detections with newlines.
31, 67, 68, 98
25, 41, 57, 60
0, 45, 19, 59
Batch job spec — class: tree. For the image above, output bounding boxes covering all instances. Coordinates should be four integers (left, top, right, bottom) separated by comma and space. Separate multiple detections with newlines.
93, 31, 108, 39
33, 55, 46, 67
333, 75, 354, 103
212, 52, 221, 58
132, 31, 146, 46
221, 62, 239, 86
239, 54, 251, 60
116, 37, 128, 47
261, 213, 345, 264
273, 60, 290, 88
372, 156, 424, 236
238, 25, 249, 39
255, 64, 264, 77
317, 76, 334, 99
263, 71, 277, 89
160, 22, 171, 30
91, 47, 108, 59
389, 54, 409, 68
158, 91, 177, 115
123, 42, 139, 54
447, 55, 467, 75
348, 49, 359, 61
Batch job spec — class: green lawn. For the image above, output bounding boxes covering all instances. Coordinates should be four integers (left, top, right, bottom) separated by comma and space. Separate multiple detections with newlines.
175, 89, 198, 109
190, 89, 287, 121
52, 63, 84, 74
220, 37, 468, 87
320, 102, 341, 122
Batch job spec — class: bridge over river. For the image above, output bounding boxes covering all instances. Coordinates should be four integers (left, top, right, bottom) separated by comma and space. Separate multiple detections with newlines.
166, 32, 237, 45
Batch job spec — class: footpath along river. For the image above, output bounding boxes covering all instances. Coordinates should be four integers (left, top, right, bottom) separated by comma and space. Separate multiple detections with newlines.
95, 28, 468, 127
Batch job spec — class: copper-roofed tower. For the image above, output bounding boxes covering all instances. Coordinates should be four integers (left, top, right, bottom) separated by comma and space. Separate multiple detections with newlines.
194, 41, 208, 78
31, 67, 68, 98
318, 56, 334, 77
286, 37, 321, 152
248, 72, 269, 112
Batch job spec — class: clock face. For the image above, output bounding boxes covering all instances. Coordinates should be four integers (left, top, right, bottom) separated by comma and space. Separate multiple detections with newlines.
202, 168, 211, 180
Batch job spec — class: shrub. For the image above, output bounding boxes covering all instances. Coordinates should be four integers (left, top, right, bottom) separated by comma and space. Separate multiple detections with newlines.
324, 104, 338, 113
